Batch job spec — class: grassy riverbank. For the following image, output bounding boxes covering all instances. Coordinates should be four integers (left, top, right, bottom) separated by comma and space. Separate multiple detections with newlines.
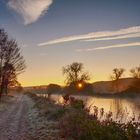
26, 92, 140, 140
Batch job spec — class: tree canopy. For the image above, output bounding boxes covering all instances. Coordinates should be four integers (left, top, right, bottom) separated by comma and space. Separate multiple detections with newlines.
130, 66, 140, 79
62, 62, 90, 86
110, 68, 125, 81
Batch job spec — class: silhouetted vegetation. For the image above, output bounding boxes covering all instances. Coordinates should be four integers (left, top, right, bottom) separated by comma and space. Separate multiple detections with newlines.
47, 84, 62, 98
59, 97, 140, 140
110, 68, 125, 81
0, 29, 26, 98
127, 67, 140, 93
26, 92, 140, 140
60, 109, 140, 140
63, 62, 90, 85
110, 68, 125, 93
62, 62, 92, 95
130, 66, 140, 79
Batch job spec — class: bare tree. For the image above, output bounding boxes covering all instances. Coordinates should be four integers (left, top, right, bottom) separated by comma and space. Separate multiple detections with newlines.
110, 68, 125, 93
0, 29, 26, 97
0, 29, 8, 91
130, 66, 140, 92
130, 66, 140, 79
110, 68, 125, 81
62, 62, 90, 87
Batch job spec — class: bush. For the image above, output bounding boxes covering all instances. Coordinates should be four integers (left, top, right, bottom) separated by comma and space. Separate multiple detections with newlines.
70, 97, 85, 109
47, 84, 62, 94
59, 108, 140, 140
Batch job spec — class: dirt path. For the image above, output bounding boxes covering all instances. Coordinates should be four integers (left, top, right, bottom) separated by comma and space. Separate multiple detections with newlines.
0, 94, 32, 140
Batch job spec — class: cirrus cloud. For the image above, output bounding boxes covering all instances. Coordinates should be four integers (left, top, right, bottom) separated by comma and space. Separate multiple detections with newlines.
38, 25, 140, 46
76, 42, 140, 52
7, 0, 53, 25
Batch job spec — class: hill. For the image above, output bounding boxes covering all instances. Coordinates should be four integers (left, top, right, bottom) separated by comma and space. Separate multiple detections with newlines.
92, 78, 136, 94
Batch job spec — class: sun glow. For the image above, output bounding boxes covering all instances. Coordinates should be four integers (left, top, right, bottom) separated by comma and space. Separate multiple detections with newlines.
78, 83, 83, 88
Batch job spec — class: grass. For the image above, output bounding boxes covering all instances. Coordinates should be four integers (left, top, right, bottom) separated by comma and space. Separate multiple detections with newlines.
25, 92, 140, 140
59, 95, 140, 140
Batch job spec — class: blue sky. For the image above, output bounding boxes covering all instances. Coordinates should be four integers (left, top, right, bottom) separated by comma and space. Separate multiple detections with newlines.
0, 0, 140, 86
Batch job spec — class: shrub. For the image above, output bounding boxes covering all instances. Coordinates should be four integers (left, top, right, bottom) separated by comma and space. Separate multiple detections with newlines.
59, 107, 140, 140
70, 98, 85, 109
47, 84, 62, 94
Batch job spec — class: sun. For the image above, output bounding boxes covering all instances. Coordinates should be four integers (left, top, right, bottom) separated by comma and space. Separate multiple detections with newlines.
78, 83, 83, 88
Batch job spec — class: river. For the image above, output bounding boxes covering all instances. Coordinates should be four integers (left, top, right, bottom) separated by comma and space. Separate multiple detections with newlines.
37, 93, 140, 122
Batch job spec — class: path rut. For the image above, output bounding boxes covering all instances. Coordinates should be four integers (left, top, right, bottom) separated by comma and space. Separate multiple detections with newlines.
0, 94, 32, 140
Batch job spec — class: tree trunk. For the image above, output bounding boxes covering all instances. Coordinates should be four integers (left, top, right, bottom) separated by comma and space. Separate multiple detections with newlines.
0, 79, 4, 98
0, 58, 3, 99
5, 81, 8, 95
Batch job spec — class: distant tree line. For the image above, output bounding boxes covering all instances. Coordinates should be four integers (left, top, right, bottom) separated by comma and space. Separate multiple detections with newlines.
63, 63, 140, 85
62, 62, 140, 93
110, 67, 140, 80
0, 29, 26, 98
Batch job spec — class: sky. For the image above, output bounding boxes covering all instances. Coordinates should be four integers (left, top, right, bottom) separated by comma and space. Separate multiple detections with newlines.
0, 0, 140, 86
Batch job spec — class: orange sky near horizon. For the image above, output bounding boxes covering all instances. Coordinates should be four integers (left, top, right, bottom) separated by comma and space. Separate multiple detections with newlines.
18, 70, 132, 87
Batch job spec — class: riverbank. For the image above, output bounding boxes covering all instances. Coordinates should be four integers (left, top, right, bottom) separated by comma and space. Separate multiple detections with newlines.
26, 92, 140, 140
26, 92, 65, 140
0, 92, 139, 140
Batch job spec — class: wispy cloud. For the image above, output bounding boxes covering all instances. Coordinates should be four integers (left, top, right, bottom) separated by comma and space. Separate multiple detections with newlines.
76, 42, 140, 52
84, 33, 140, 42
38, 25, 140, 46
8, 0, 53, 25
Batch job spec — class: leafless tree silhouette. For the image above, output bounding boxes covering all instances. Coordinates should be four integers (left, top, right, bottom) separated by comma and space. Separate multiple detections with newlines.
110, 68, 125, 92
129, 66, 140, 92
0, 29, 26, 97
110, 68, 125, 81
130, 66, 140, 79
62, 62, 90, 86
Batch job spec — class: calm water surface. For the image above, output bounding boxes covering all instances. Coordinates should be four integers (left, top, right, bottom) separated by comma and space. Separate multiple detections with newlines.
37, 93, 140, 122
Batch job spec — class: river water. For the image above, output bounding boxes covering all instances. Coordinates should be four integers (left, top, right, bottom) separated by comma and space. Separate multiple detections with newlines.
37, 93, 140, 122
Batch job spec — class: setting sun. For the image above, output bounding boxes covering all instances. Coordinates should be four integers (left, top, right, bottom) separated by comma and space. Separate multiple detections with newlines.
78, 83, 83, 88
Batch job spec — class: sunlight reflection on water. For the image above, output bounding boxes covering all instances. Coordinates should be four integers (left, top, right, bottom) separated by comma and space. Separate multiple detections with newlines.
37, 93, 140, 122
